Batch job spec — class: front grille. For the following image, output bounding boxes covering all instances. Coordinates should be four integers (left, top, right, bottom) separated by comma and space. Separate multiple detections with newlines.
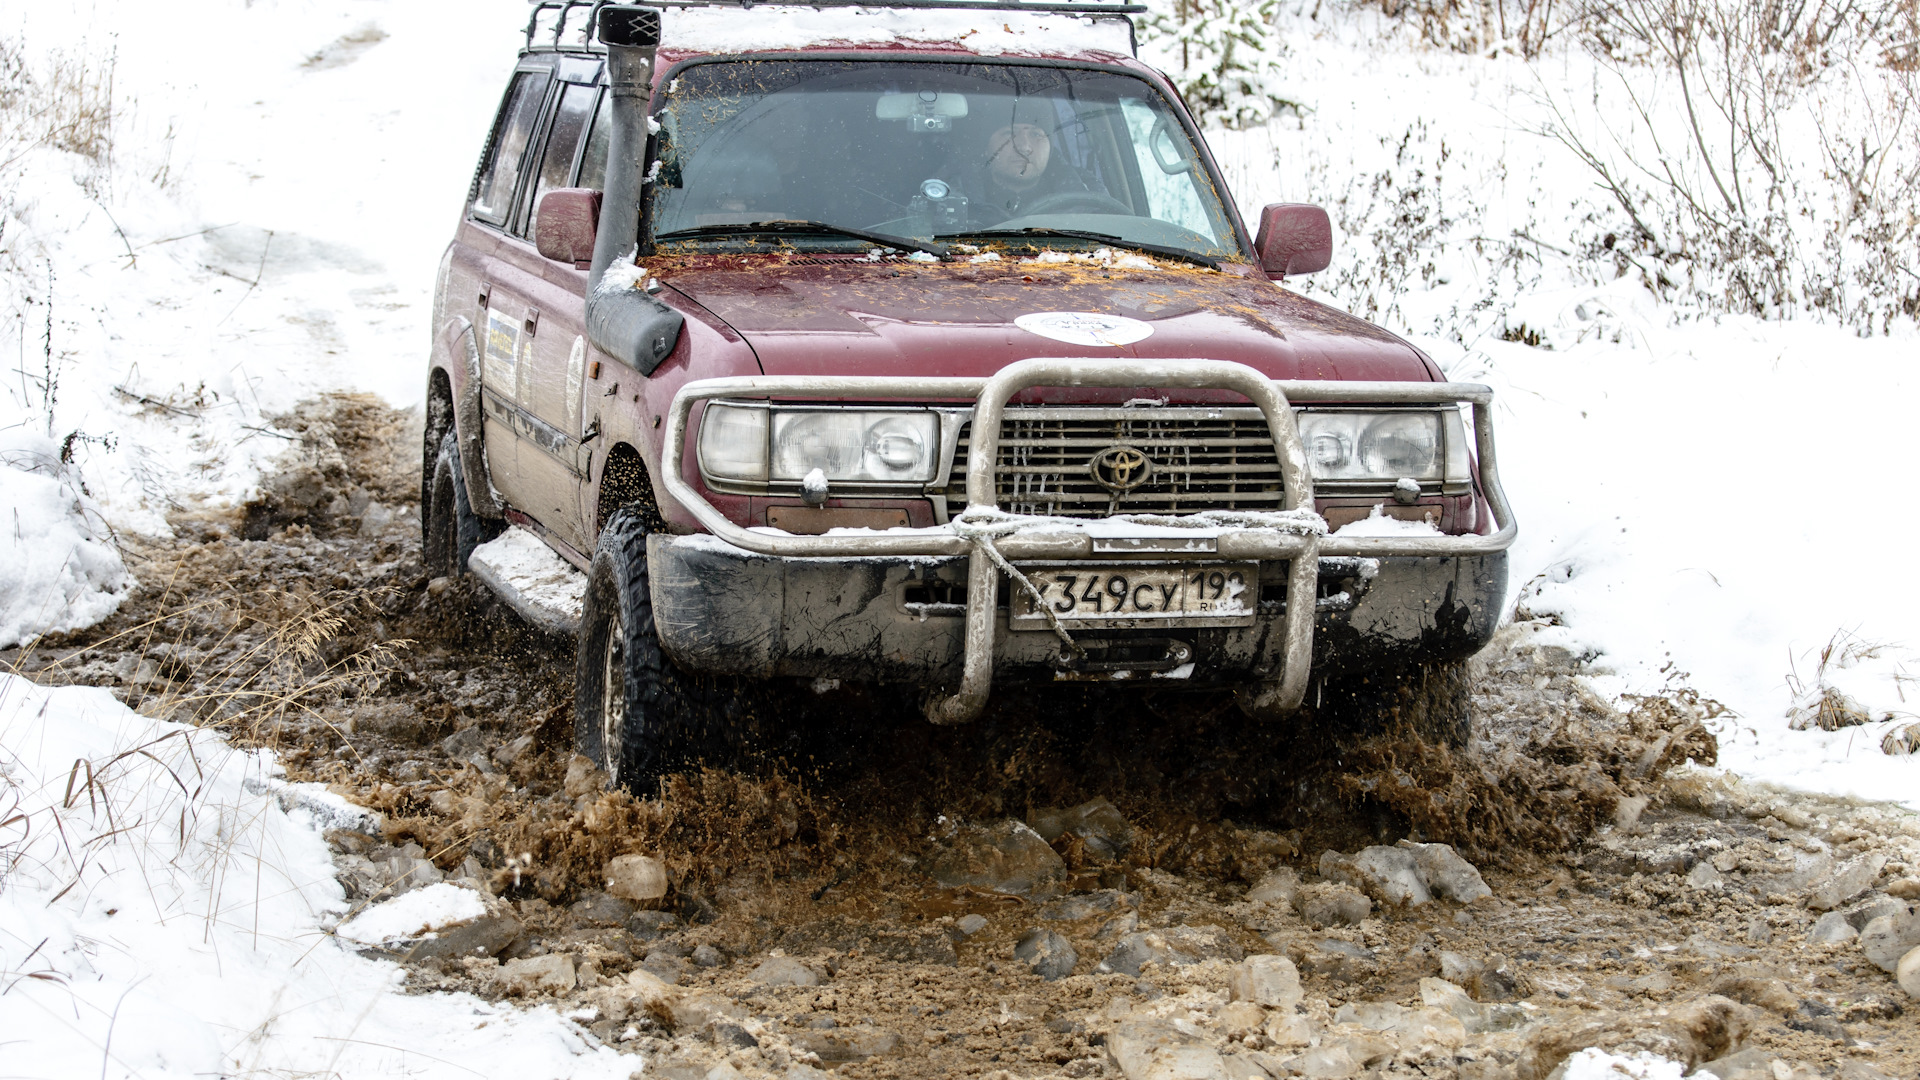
938, 407, 1285, 518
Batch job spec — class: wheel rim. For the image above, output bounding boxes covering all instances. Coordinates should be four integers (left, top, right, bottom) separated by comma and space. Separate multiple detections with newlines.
601, 606, 626, 783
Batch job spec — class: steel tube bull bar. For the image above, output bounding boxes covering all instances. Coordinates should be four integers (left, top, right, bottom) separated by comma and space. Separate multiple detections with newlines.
657, 358, 1517, 724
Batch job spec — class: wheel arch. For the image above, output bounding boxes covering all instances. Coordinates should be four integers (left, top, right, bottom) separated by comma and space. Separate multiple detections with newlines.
595, 440, 665, 537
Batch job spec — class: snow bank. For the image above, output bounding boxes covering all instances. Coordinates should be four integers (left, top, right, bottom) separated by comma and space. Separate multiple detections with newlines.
0, 674, 628, 1079
0, 432, 132, 647
1560, 1048, 1687, 1080
1200, 14, 1920, 810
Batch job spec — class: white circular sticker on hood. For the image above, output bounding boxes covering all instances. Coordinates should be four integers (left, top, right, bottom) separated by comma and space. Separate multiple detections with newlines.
1014, 311, 1153, 348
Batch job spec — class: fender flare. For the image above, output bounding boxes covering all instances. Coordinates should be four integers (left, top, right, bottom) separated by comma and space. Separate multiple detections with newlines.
441, 317, 505, 518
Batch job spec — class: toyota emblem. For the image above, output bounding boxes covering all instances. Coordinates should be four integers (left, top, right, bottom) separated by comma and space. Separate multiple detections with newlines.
1088, 445, 1153, 494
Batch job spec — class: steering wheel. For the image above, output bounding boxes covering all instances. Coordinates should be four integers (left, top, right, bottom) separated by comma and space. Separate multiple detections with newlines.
1019, 190, 1134, 216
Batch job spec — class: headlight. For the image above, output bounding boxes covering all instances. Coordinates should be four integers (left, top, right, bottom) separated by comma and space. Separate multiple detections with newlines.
1296, 411, 1456, 484
698, 404, 939, 487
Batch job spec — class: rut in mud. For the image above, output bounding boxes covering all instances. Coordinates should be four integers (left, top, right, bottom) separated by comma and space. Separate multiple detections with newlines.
7, 394, 1918, 1080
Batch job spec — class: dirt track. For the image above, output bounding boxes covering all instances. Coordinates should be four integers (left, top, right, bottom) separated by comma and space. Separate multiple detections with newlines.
7, 395, 1918, 1080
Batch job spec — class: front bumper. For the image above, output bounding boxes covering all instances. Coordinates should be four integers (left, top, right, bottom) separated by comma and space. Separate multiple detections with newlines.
654, 358, 1517, 723
649, 539, 1507, 686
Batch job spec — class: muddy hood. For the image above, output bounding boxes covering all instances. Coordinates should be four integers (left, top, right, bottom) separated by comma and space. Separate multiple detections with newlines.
663, 261, 1437, 386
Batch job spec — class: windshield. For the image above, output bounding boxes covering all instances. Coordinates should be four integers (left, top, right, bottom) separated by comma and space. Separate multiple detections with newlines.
647, 60, 1242, 261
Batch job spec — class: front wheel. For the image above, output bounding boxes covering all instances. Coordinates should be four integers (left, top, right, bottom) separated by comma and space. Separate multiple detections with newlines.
424, 430, 500, 577
574, 508, 746, 792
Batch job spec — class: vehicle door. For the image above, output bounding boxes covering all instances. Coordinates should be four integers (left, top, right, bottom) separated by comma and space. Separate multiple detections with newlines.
459, 60, 553, 524
480, 59, 605, 555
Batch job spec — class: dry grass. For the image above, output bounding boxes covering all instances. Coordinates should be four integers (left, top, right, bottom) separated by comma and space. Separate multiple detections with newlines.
0, 37, 119, 173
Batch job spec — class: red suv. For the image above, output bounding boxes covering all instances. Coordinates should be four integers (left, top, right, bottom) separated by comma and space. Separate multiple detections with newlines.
423, 0, 1517, 788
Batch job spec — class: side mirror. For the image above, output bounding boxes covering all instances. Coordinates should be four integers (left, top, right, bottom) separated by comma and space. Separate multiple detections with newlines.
1253, 203, 1332, 278
535, 188, 602, 266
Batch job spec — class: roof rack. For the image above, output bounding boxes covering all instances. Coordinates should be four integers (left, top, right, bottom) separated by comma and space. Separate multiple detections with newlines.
523, 0, 1145, 52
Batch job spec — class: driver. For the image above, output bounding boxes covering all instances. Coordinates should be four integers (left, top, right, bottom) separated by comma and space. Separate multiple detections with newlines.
971, 99, 1102, 222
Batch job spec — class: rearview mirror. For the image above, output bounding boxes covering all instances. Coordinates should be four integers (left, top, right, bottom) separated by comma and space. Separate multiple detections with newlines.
535, 187, 602, 266
1254, 203, 1332, 278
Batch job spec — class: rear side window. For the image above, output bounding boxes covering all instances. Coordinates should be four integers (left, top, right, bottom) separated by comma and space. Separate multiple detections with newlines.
472, 72, 549, 225
526, 83, 602, 237
577, 91, 613, 194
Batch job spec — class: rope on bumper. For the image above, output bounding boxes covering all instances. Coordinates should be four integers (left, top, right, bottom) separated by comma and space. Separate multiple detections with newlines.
949, 508, 1084, 659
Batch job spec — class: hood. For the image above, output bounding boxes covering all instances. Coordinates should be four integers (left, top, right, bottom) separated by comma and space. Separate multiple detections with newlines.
658, 258, 1436, 397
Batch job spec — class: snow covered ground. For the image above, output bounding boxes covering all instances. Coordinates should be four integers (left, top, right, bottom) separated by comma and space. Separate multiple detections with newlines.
1190, 12, 1920, 810
0, 674, 631, 1079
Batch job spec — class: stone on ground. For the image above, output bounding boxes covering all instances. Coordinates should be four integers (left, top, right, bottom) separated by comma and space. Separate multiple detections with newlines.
1228, 954, 1302, 1009
1027, 796, 1134, 861
405, 912, 523, 961
1014, 927, 1077, 980
1321, 846, 1431, 906
750, 955, 821, 987
605, 853, 669, 902
791, 1026, 900, 1062
1103, 925, 1243, 976
1807, 853, 1887, 910
1807, 910, 1858, 943
1860, 909, 1920, 972
1245, 866, 1300, 906
1294, 882, 1371, 927
1398, 840, 1494, 902
1897, 945, 1920, 1000
1106, 1020, 1230, 1080
497, 953, 576, 995
926, 819, 1067, 896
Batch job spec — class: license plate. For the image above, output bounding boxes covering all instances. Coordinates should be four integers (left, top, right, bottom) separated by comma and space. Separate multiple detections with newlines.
1011, 563, 1258, 627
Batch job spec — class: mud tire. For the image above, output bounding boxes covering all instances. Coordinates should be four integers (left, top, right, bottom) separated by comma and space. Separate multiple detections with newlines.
1316, 658, 1473, 749
575, 507, 746, 793
424, 430, 499, 577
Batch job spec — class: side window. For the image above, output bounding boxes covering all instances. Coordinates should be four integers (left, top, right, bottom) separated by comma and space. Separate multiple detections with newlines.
525, 82, 601, 238
576, 90, 613, 194
471, 72, 549, 225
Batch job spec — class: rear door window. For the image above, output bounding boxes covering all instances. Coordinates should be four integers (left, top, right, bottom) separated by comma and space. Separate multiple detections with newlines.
577, 90, 613, 193
525, 83, 602, 238
471, 71, 550, 226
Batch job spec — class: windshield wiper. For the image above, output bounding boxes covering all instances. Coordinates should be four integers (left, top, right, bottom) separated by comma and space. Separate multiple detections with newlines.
654, 220, 947, 260
937, 228, 1221, 269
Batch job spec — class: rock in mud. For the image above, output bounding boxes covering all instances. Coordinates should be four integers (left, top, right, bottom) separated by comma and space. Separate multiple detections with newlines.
1014, 927, 1077, 980
1106, 1020, 1229, 1080
1808, 911, 1859, 943
690, 943, 724, 968
1860, 909, 1920, 972
1419, 977, 1532, 1034
1041, 889, 1128, 921
1227, 954, 1302, 1009
926, 818, 1066, 896
1321, 846, 1429, 906
1518, 995, 1751, 1080
605, 853, 669, 903
1843, 894, 1907, 930
1397, 840, 1494, 902
405, 912, 523, 961
497, 953, 576, 995
1245, 867, 1300, 906
1295, 938, 1378, 982
1898, 945, 1920, 1000
1216, 1001, 1266, 1036
1294, 882, 1372, 927
570, 892, 636, 927
791, 1026, 899, 1063
1028, 796, 1134, 861
751, 955, 821, 987
1807, 853, 1887, 910
1102, 926, 1242, 976
955, 913, 988, 936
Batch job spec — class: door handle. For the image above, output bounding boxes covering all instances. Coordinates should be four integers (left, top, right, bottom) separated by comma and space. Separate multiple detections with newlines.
478, 283, 490, 309
524, 307, 540, 337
